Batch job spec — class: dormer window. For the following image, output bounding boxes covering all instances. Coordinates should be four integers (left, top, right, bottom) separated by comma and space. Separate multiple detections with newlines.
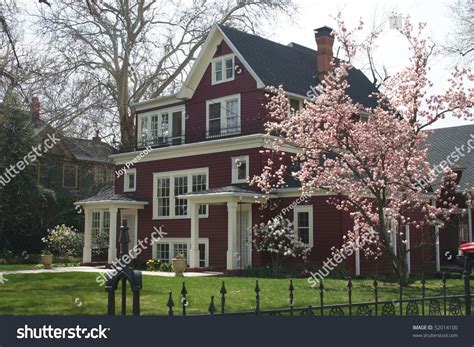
212, 55, 235, 85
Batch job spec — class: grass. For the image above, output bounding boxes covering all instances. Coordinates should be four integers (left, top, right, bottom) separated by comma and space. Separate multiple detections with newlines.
0, 272, 470, 316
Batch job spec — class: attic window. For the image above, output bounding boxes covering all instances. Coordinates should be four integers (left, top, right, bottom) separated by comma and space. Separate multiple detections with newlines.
289, 98, 301, 112
212, 55, 235, 85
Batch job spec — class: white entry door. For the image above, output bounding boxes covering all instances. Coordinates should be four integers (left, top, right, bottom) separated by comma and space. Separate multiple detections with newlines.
236, 205, 252, 269
121, 212, 137, 257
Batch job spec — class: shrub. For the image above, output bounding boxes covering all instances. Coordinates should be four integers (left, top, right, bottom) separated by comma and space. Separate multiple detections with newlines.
42, 225, 83, 257
91, 231, 109, 256
159, 262, 173, 272
146, 259, 162, 271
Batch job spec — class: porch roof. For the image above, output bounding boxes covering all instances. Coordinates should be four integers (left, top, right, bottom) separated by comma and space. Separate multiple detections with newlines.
74, 186, 148, 207
178, 185, 276, 203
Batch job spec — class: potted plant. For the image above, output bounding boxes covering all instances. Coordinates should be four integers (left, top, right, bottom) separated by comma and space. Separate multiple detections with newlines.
172, 253, 187, 277
41, 249, 53, 269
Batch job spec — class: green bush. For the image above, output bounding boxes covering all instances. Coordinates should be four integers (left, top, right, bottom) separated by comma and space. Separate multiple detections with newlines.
159, 262, 173, 272
146, 259, 162, 271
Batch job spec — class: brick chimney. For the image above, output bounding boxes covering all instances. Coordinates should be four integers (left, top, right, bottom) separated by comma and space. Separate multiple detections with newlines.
314, 26, 334, 81
92, 130, 102, 143
31, 96, 40, 119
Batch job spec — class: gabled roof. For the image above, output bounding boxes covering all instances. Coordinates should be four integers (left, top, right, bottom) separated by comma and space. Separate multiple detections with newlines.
61, 137, 117, 164
218, 25, 378, 108
426, 124, 474, 190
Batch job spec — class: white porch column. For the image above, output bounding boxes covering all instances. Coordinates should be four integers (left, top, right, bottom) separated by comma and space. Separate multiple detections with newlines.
189, 202, 200, 268
405, 225, 411, 274
468, 209, 473, 242
435, 225, 441, 272
83, 208, 92, 263
108, 207, 118, 263
226, 201, 238, 270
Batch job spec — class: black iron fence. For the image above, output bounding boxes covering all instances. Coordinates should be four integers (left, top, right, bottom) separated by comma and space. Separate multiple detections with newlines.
108, 272, 473, 317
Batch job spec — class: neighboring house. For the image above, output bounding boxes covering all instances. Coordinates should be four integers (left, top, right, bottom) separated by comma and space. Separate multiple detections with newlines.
425, 125, 474, 270
30, 98, 116, 201
75, 24, 473, 274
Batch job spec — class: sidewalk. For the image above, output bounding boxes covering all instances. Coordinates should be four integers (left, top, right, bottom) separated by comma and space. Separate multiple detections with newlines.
1, 266, 223, 277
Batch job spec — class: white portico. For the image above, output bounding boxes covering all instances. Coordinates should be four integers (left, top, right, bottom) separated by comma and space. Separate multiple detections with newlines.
75, 187, 148, 264
179, 186, 274, 270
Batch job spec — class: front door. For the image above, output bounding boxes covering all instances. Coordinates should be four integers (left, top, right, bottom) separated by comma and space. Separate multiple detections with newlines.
121, 212, 137, 257
236, 205, 252, 269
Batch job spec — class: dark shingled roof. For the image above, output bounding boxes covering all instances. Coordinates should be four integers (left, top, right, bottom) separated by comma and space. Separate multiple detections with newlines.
218, 25, 378, 108
77, 186, 148, 203
425, 124, 474, 190
61, 137, 117, 164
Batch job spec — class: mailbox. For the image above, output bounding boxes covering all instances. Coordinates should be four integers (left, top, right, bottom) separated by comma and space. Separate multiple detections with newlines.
457, 243, 474, 271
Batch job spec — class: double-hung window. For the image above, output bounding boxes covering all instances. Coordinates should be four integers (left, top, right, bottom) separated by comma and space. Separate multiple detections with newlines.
206, 94, 241, 138
153, 168, 209, 219
212, 55, 235, 84
153, 238, 209, 267
124, 168, 137, 192
231, 155, 249, 184
294, 206, 314, 247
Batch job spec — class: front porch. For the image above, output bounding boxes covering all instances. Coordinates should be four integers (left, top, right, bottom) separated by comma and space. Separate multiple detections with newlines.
179, 186, 274, 271
74, 187, 148, 264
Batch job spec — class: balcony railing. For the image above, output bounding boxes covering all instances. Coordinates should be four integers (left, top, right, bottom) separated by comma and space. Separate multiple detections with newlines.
206, 125, 241, 139
137, 133, 185, 149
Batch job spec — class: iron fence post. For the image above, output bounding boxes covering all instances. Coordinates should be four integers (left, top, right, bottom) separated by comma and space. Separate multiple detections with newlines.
181, 282, 188, 316
348, 277, 353, 316
220, 281, 227, 315
373, 277, 378, 316
442, 272, 447, 316
289, 279, 294, 316
399, 282, 403, 316
463, 257, 472, 316
421, 274, 426, 316
255, 280, 260, 315
319, 280, 324, 316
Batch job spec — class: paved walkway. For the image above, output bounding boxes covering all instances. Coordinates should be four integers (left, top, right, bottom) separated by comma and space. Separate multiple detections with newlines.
1, 266, 223, 277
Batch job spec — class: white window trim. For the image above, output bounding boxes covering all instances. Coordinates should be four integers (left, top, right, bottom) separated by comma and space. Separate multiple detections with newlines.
231, 155, 249, 184
294, 205, 314, 248
152, 237, 209, 267
91, 209, 110, 237
211, 54, 235, 85
205, 93, 241, 138
137, 105, 186, 146
123, 168, 137, 192
152, 167, 209, 220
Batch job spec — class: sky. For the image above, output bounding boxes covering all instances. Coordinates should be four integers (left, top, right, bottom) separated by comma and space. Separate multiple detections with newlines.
259, 0, 473, 128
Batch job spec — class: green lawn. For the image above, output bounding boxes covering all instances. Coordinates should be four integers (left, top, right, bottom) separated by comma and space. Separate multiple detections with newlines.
0, 272, 470, 316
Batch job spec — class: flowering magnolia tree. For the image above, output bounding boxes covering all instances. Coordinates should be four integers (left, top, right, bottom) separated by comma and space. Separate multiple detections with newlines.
251, 217, 311, 275
252, 15, 473, 284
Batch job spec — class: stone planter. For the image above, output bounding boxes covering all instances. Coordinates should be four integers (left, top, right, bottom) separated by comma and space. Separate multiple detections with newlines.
41, 254, 53, 269
172, 258, 187, 277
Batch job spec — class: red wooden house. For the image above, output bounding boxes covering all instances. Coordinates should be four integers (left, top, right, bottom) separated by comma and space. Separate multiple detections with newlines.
75, 25, 473, 275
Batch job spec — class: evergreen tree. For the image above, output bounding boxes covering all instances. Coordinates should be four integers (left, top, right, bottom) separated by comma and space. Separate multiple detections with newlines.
0, 92, 56, 254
